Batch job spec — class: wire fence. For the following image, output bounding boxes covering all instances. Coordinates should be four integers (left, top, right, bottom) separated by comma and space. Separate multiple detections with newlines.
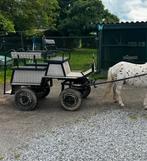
0, 32, 99, 73
0, 32, 98, 54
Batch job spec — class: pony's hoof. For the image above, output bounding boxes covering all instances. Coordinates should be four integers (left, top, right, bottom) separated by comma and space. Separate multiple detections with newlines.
120, 103, 124, 107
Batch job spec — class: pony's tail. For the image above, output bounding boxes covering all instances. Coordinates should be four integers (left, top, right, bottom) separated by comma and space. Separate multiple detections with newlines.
104, 68, 113, 98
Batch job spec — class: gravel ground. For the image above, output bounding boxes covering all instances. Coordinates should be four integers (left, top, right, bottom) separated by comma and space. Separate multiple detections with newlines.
0, 81, 147, 161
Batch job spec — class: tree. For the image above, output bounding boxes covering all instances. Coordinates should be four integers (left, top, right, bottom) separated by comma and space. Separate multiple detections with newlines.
0, 0, 16, 32
58, 0, 119, 35
103, 9, 119, 23
0, 0, 59, 34
13, 0, 59, 31
58, 0, 73, 20
0, 13, 15, 32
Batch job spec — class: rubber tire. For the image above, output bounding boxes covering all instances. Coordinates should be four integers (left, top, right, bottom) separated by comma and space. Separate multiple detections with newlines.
60, 88, 82, 111
81, 86, 91, 98
15, 88, 37, 111
32, 84, 50, 99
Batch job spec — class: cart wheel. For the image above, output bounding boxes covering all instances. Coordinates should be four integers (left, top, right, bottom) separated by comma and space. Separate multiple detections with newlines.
81, 86, 91, 98
60, 88, 82, 111
33, 84, 50, 98
15, 88, 37, 111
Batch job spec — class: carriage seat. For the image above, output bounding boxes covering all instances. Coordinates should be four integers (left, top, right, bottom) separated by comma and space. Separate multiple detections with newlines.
11, 51, 42, 59
11, 51, 48, 70
46, 56, 92, 79
12, 65, 47, 70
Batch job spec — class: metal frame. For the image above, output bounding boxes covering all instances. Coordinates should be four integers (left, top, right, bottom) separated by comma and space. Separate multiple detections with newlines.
3, 49, 93, 93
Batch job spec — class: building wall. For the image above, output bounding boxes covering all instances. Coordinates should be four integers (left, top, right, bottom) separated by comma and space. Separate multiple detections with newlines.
100, 24, 147, 69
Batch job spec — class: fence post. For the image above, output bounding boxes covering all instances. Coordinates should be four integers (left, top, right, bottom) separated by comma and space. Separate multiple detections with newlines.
97, 24, 103, 73
3, 38, 6, 94
20, 32, 24, 49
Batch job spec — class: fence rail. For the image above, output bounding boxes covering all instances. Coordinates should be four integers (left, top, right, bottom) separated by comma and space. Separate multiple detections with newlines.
0, 32, 97, 52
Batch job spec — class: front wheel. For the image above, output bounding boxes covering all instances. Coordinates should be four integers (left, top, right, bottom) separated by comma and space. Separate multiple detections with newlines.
15, 88, 37, 111
60, 88, 82, 111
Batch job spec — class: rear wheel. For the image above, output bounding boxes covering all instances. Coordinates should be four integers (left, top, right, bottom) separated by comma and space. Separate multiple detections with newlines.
60, 88, 82, 111
15, 88, 37, 111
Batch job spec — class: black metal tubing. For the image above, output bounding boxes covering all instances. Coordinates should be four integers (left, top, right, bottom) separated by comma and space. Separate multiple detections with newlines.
61, 76, 89, 91
61, 63, 66, 77
10, 70, 15, 84
12, 67, 46, 71
33, 55, 37, 69
45, 64, 50, 76
17, 55, 19, 68
3, 49, 16, 95
25, 63, 48, 66
3, 51, 7, 94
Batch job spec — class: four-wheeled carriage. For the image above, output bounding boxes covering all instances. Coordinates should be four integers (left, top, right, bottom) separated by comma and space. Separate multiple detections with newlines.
7, 51, 93, 111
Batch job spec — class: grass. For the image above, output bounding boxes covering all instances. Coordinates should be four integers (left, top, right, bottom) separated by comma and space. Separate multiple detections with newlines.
69, 48, 97, 70
0, 48, 107, 84
0, 68, 12, 84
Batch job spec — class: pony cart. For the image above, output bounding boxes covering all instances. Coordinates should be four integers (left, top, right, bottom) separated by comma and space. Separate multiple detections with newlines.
4, 50, 93, 111
3, 47, 147, 111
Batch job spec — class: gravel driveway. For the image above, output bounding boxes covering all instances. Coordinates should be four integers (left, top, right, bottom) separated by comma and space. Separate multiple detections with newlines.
0, 81, 147, 161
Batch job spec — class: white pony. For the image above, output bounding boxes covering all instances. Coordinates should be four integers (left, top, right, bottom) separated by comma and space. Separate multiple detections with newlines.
105, 61, 147, 109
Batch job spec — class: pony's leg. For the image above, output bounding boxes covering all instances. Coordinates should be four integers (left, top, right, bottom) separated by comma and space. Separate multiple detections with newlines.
143, 93, 147, 110
115, 85, 124, 107
113, 84, 118, 103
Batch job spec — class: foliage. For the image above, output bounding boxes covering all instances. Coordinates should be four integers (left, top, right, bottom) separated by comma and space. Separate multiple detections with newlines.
13, 0, 59, 31
103, 9, 119, 23
58, 0, 119, 35
0, 0, 119, 36
0, 13, 15, 32
0, 0, 59, 35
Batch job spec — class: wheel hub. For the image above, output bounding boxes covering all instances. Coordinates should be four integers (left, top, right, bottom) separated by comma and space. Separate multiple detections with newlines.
19, 93, 32, 106
63, 94, 78, 107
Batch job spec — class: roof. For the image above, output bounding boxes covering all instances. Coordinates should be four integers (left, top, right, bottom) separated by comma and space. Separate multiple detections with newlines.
97, 21, 147, 30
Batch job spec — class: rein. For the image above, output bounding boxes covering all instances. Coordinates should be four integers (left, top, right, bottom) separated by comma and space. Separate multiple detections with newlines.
91, 73, 147, 88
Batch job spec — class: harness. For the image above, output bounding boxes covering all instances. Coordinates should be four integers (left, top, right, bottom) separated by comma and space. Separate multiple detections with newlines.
91, 73, 147, 88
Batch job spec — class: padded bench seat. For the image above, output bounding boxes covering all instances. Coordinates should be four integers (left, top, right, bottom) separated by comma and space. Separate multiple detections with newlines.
12, 65, 47, 70
11, 52, 42, 59
66, 69, 93, 78
49, 56, 69, 62
66, 72, 83, 77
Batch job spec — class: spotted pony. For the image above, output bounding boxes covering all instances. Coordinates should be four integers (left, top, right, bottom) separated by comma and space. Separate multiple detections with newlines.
105, 61, 147, 109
